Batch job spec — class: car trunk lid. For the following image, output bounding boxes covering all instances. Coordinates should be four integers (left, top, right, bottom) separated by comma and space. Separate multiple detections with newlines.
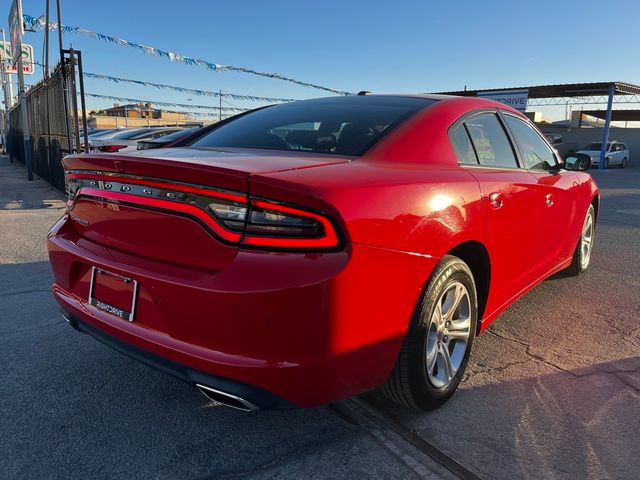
63, 148, 350, 271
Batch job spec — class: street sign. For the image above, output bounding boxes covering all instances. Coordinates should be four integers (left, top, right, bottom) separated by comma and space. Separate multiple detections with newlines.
0, 42, 34, 75
478, 89, 529, 112
8, 0, 24, 63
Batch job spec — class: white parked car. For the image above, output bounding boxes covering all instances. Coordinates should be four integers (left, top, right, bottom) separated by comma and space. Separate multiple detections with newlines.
575, 141, 629, 168
91, 127, 183, 154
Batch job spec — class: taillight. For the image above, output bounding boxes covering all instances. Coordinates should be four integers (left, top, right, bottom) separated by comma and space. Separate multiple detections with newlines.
66, 172, 342, 251
242, 199, 339, 249
207, 199, 248, 232
98, 145, 127, 153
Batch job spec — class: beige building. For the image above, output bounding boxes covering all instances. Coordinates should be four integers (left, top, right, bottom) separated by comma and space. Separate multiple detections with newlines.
88, 103, 199, 128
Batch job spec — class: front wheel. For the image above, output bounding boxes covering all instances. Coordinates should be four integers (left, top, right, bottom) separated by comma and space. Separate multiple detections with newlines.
564, 204, 595, 276
382, 255, 477, 410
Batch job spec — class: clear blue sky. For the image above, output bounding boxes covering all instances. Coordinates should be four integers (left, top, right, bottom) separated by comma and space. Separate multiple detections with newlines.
11, 0, 640, 119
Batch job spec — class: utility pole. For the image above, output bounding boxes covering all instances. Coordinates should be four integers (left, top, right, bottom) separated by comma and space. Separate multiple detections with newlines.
44, 0, 52, 169
17, 40, 33, 179
219, 90, 222, 122
0, 55, 6, 155
0, 29, 10, 155
1, 28, 16, 159
44, 0, 50, 78
10, 0, 34, 181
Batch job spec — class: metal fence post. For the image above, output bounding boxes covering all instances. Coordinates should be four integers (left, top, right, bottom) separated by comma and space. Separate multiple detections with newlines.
76, 50, 89, 153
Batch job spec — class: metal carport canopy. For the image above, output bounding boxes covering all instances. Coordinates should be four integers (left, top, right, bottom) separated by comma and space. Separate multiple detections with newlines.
431, 81, 640, 98
580, 109, 640, 122
431, 81, 640, 170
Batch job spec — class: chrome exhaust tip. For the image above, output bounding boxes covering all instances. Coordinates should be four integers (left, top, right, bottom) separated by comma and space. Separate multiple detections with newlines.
60, 311, 80, 331
195, 384, 259, 412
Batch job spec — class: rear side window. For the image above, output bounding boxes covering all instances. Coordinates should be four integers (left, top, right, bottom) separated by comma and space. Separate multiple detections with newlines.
503, 114, 557, 170
450, 125, 478, 165
465, 113, 518, 168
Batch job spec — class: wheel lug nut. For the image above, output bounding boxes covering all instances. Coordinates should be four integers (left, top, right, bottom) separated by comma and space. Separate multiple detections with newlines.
445, 321, 450, 328
443, 336, 449, 342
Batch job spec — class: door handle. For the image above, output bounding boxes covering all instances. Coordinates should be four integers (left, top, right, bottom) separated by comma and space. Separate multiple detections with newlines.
545, 194, 554, 206
488, 192, 503, 209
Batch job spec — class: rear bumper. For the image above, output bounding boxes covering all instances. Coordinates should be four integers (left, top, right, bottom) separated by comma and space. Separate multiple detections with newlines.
60, 308, 293, 410
48, 214, 437, 408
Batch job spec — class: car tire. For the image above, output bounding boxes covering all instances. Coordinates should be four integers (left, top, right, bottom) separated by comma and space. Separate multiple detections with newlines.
564, 204, 596, 276
381, 255, 477, 410
604, 158, 610, 169
621, 157, 627, 168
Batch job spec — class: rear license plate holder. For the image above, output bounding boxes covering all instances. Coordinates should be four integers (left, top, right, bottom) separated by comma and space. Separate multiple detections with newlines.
88, 267, 138, 322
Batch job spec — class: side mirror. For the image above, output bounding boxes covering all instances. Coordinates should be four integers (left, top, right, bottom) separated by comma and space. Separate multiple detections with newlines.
564, 153, 591, 171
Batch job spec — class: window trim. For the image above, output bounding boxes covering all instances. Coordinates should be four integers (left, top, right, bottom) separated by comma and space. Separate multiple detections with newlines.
449, 109, 523, 171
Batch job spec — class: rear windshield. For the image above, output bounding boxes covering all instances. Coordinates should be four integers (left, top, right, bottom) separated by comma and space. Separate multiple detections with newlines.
191, 96, 436, 156
89, 129, 120, 138
152, 128, 197, 142
111, 128, 156, 140
113, 128, 179, 140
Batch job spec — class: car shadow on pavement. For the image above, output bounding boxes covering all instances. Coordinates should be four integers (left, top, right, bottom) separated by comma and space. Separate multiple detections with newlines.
363, 353, 640, 480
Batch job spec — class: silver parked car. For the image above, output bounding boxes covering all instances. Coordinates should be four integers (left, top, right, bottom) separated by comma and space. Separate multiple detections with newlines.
91, 127, 184, 154
575, 141, 629, 168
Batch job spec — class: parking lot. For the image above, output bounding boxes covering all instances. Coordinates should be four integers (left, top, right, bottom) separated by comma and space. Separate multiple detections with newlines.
1, 156, 638, 479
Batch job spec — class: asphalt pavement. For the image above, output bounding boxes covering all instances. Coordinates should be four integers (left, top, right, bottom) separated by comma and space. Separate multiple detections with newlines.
1, 155, 638, 479
364, 164, 640, 479
0, 156, 447, 480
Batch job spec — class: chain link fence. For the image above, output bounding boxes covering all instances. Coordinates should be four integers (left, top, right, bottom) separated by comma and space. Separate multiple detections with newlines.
8, 62, 78, 192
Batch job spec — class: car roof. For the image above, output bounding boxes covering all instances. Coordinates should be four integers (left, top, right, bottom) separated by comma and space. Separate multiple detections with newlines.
293, 93, 525, 118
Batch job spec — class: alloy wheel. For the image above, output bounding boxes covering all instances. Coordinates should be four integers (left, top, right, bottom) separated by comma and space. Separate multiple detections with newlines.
425, 282, 471, 388
580, 210, 594, 270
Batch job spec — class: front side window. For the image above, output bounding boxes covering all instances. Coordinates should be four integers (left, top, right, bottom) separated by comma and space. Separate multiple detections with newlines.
191, 96, 437, 156
503, 114, 557, 170
465, 113, 518, 168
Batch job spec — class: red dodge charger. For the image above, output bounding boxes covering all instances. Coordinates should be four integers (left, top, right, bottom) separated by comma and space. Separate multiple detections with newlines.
48, 94, 598, 411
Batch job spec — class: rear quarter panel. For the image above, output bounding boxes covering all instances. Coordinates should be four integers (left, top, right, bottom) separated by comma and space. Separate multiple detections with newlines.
248, 161, 484, 259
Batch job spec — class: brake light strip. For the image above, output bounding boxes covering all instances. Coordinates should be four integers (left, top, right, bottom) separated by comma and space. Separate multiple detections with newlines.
76, 187, 242, 243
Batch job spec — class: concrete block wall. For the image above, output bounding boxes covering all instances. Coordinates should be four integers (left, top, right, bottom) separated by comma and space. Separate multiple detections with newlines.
539, 126, 640, 166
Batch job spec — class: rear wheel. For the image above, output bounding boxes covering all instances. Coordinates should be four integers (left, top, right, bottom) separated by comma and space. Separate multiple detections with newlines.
565, 205, 595, 276
382, 255, 477, 410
